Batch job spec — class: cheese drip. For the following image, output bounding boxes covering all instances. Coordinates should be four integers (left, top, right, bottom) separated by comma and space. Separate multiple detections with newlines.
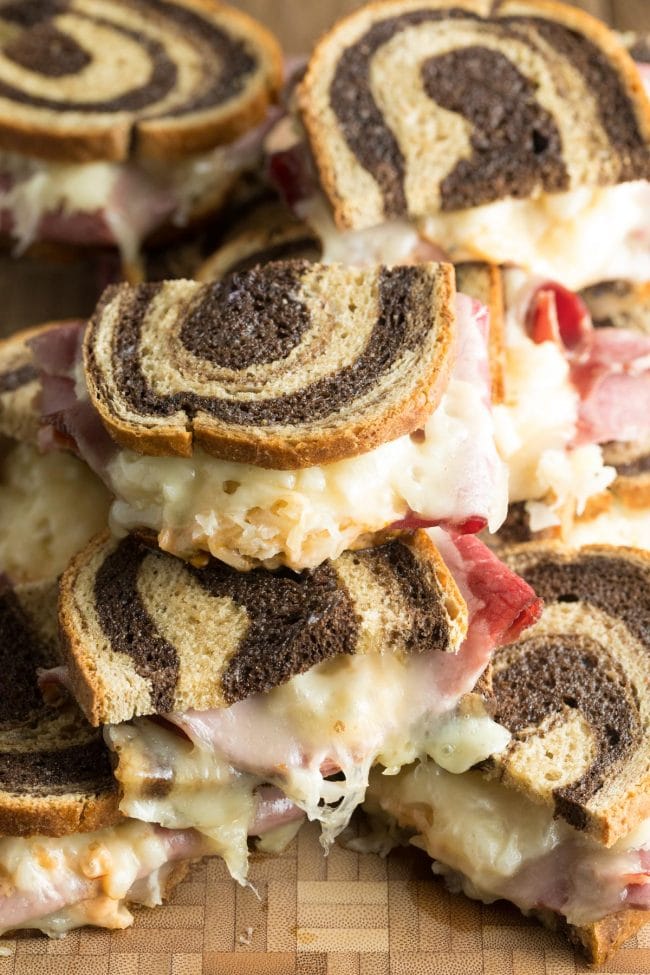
365, 761, 650, 928
106, 650, 511, 885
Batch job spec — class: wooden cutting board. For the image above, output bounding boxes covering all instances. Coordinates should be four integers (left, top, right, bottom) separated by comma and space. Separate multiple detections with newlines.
1, 1, 649, 972
1, 821, 649, 975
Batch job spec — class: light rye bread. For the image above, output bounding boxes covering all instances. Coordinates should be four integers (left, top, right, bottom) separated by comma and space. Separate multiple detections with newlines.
454, 261, 505, 403
0, 577, 119, 836
0, 0, 282, 163
481, 543, 650, 847
0, 320, 66, 443
59, 529, 467, 726
84, 260, 456, 468
299, 0, 650, 231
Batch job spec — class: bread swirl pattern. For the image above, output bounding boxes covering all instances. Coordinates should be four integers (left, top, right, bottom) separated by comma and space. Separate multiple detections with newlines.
84, 260, 455, 468
0, 578, 118, 836
59, 529, 467, 726
300, 0, 650, 230
484, 544, 650, 845
0, 0, 282, 162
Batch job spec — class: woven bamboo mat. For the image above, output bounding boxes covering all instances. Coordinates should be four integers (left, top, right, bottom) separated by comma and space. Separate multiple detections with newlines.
1, 822, 648, 975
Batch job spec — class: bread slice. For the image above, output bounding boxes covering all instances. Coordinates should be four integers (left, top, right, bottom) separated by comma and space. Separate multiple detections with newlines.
0, 0, 283, 163
299, 0, 650, 230
481, 543, 650, 847
59, 528, 467, 726
0, 321, 58, 443
84, 260, 456, 468
196, 202, 322, 282
0, 577, 119, 836
455, 262, 505, 403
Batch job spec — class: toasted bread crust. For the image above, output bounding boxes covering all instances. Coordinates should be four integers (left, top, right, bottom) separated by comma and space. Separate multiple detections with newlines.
0, 0, 283, 163
535, 905, 650, 965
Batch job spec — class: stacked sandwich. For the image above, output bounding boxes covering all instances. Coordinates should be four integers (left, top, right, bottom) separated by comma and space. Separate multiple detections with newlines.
0, 255, 553, 934
0, 0, 649, 969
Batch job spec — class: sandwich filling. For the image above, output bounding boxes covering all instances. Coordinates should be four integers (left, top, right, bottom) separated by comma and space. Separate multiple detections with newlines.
365, 760, 650, 929
99, 530, 540, 885
0, 138, 259, 266
0, 793, 301, 938
0, 441, 110, 583
492, 270, 650, 532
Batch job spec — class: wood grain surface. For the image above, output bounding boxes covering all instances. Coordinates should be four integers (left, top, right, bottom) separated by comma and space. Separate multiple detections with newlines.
1, 2, 650, 973
1, 822, 649, 975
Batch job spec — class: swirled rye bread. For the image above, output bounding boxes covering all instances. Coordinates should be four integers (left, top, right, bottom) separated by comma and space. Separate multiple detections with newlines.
482, 543, 650, 848
59, 529, 467, 726
84, 259, 456, 468
299, 0, 650, 230
0, 0, 282, 162
0, 577, 118, 836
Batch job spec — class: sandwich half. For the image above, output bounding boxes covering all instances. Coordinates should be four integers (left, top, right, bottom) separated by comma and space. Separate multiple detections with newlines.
490, 271, 650, 548
54, 526, 541, 885
0, 324, 110, 582
364, 543, 650, 964
34, 259, 508, 569
269, 0, 650, 289
0, 0, 282, 271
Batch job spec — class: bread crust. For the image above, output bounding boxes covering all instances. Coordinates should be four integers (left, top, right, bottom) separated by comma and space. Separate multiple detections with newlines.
0, 0, 283, 163
535, 905, 650, 966
0, 789, 122, 839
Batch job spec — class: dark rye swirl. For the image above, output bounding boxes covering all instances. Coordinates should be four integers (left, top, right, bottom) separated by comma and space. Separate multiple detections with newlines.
84, 260, 456, 468
59, 529, 467, 726
480, 544, 650, 847
0, 0, 282, 162
0, 577, 119, 835
299, 0, 650, 230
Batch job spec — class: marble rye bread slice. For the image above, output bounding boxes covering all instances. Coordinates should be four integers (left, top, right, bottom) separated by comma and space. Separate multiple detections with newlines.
0, 577, 119, 836
299, 0, 650, 230
59, 529, 468, 726
84, 259, 456, 468
0, 0, 283, 162
480, 543, 650, 849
